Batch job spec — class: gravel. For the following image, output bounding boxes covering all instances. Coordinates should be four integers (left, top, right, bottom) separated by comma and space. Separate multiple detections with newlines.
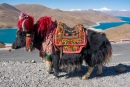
0, 61, 130, 87
0, 45, 130, 87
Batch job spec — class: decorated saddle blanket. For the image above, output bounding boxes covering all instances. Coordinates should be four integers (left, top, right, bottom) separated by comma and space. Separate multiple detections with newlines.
53, 22, 87, 53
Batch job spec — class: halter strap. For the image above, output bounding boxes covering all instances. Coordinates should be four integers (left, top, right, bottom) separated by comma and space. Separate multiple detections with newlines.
22, 19, 27, 31
26, 33, 31, 37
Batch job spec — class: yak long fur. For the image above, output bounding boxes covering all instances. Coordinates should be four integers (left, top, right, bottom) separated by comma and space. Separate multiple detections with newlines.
51, 29, 112, 76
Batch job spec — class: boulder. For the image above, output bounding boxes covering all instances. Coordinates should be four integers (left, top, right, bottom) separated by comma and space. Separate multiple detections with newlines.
0, 41, 5, 48
115, 63, 126, 73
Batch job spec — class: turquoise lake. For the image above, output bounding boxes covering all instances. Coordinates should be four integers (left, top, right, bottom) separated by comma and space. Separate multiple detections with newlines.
0, 16, 130, 44
92, 16, 130, 30
0, 28, 17, 44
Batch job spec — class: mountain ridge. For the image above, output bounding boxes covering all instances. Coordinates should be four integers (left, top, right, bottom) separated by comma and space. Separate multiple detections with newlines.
0, 3, 121, 28
0, 3, 130, 42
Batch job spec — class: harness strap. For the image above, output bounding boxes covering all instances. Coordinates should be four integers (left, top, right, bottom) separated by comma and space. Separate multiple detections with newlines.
60, 47, 63, 59
85, 29, 88, 36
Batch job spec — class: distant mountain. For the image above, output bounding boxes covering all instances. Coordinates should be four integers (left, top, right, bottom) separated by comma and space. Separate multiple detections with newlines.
14, 4, 96, 27
0, 3, 20, 28
93, 7, 112, 11
0, 3, 121, 28
102, 10, 130, 17
92, 7, 130, 16
14, 4, 122, 26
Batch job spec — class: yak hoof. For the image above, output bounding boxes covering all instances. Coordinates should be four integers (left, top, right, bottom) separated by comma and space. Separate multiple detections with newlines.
53, 69, 59, 77
96, 71, 102, 76
81, 75, 88, 80
41, 57, 45, 62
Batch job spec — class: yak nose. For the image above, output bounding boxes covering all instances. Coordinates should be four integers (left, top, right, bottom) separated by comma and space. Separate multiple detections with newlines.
14, 46, 20, 49
12, 44, 21, 49
12, 43, 18, 49
12, 44, 16, 49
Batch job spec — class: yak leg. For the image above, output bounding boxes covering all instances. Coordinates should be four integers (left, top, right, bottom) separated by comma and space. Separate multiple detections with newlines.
97, 64, 102, 75
39, 51, 44, 62
41, 57, 45, 62
52, 54, 60, 76
40, 56, 45, 62
46, 59, 52, 73
82, 67, 94, 80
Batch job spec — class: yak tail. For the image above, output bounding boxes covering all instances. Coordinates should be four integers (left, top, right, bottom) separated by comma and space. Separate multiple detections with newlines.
103, 40, 112, 65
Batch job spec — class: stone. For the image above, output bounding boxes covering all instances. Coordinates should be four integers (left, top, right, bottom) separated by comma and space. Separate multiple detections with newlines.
115, 63, 126, 73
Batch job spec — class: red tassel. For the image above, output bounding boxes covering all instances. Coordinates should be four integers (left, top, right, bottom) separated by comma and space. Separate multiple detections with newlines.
17, 15, 34, 32
36, 16, 54, 39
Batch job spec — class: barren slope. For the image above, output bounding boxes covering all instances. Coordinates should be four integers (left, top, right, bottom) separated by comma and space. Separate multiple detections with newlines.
105, 24, 130, 42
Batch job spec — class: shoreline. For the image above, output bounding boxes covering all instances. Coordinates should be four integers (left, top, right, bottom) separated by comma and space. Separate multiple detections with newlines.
89, 16, 130, 30
118, 16, 130, 18
0, 27, 17, 30
90, 20, 126, 27
89, 21, 127, 30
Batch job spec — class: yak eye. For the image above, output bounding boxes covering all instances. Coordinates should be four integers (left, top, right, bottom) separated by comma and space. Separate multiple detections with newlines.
17, 31, 21, 35
22, 33, 26, 36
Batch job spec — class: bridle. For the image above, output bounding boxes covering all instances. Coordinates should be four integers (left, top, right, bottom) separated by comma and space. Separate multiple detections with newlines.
25, 32, 35, 52
24, 18, 57, 52
22, 19, 35, 52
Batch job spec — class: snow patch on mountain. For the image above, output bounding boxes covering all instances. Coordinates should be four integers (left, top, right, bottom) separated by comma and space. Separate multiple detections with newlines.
93, 7, 112, 11
65, 9, 82, 11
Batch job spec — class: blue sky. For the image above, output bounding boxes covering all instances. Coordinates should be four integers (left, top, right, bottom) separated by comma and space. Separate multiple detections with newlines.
0, 0, 130, 11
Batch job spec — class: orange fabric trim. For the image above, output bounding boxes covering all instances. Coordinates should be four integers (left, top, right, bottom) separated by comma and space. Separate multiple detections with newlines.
26, 37, 31, 51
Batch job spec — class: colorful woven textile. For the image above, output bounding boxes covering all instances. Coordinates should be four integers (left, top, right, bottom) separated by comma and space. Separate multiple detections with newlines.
53, 22, 87, 53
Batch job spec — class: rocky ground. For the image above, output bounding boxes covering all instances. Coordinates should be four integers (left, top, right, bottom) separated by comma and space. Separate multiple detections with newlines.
0, 42, 130, 87
0, 61, 130, 87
